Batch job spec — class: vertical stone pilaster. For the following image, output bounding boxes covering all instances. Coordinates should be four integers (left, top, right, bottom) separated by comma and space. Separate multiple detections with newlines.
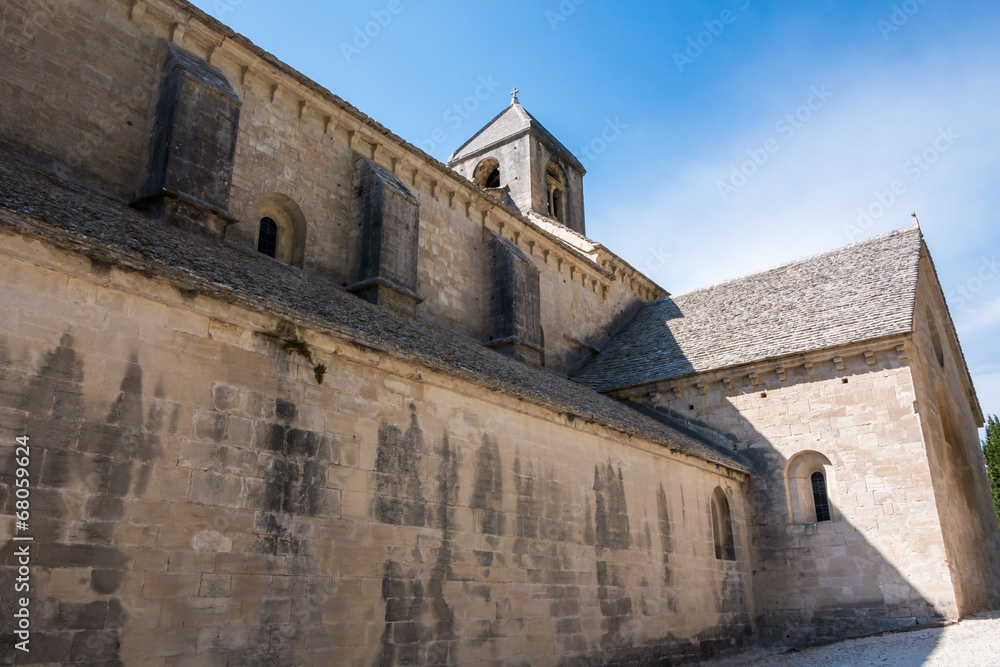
347, 157, 424, 316
487, 232, 544, 366
133, 43, 242, 238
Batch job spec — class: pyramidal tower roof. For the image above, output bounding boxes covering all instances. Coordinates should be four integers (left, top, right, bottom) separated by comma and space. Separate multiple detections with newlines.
448, 92, 585, 173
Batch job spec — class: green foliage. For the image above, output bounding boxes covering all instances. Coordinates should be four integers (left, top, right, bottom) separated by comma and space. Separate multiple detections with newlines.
983, 414, 1000, 528
281, 339, 314, 364
281, 338, 326, 385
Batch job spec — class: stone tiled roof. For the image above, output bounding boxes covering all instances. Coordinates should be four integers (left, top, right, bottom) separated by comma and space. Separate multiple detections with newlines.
575, 228, 924, 392
526, 211, 599, 260
449, 101, 585, 172
0, 152, 746, 472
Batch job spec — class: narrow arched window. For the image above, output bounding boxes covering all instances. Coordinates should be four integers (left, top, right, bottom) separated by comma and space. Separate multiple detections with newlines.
257, 217, 278, 258
811, 471, 831, 522
485, 167, 500, 188
711, 487, 736, 561
548, 188, 563, 220
473, 157, 501, 189
546, 161, 566, 222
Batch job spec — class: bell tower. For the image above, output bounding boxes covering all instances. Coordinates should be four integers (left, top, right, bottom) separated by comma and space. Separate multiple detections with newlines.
448, 90, 587, 235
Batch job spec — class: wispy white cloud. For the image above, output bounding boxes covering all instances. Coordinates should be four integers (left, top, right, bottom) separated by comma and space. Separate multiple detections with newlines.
955, 295, 1000, 334
589, 60, 1000, 297
585, 55, 1000, 414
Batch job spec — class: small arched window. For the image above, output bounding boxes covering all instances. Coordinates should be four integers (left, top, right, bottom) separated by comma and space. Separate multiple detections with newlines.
785, 450, 834, 523
473, 157, 501, 189
711, 487, 736, 561
257, 217, 278, 258
257, 195, 307, 267
546, 161, 565, 222
811, 472, 831, 522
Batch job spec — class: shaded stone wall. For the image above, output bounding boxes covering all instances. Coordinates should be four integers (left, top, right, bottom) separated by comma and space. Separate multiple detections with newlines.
640, 349, 956, 647
909, 255, 1000, 616
528, 139, 586, 236
0, 0, 660, 377
0, 0, 162, 198
450, 136, 533, 218
0, 232, 753, 665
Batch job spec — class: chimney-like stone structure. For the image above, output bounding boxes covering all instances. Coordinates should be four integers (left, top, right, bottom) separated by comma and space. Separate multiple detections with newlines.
487, 232, 544, 366
133, 43, 241, 238
347, 157, 424, 316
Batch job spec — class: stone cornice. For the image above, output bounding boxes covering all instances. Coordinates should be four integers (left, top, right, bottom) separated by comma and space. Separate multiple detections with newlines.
134, 0, 664, 306
610, 334, 914, 400
0, 209, 748, 477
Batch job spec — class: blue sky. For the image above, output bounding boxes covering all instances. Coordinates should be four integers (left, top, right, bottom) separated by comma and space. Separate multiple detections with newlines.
191, 0, 1000, 422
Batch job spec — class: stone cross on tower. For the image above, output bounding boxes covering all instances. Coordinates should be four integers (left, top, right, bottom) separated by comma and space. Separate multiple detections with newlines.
510, 87, 519, 105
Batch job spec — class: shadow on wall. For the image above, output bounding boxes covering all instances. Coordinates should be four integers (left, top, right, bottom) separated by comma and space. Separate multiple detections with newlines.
367, 407, 757, 666
641, 364, 950, 658
0, 334, 172, 665
559, 298, 698, 381
0, 323, 971, 665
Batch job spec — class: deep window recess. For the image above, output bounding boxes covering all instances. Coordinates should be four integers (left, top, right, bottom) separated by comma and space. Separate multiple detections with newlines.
546, 161, 566, 222
257, 217, 278, 258
711, 488, 736, 561
473, 157, 501, 189
485, 168, 500, 188
811, 471, 831, 522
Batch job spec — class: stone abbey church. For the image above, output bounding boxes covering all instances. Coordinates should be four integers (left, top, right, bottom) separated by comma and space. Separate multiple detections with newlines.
1, 0, 999, 665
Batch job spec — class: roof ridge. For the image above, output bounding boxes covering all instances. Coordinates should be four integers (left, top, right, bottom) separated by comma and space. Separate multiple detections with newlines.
518, 106, 585, 172
449, 100, 585, 172
663, 226, 922, 302
0, 151, 746, 472
448, 103, 522, 163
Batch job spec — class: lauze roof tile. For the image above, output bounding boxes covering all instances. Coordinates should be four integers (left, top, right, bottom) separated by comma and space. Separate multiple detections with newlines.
575, 227, 923, 392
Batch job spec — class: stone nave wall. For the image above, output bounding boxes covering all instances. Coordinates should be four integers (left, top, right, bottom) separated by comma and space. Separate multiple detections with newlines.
627, 345, 958, 647
0, 227, 753, 665
908, 253, 1000, 617
0, 0, 662, 378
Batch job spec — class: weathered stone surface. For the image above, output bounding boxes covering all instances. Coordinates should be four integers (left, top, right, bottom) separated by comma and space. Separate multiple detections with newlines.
0, 0, 663, 377
487, 233, 543, 366
449, 97, 587, 235
0, 1, 995, 664
347, 157, 423, 316
134, 43, 241, 238
0, 230, 754, 665
634, 341, 999, 646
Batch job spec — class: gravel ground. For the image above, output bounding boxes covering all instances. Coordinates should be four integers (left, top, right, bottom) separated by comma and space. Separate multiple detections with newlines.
705, 611, 1000, 666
